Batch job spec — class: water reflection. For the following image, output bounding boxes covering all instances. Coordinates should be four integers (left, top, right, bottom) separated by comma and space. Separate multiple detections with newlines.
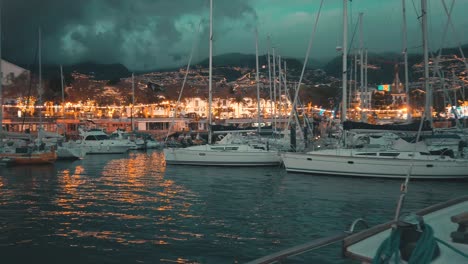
47, 150, 202, 255
0, 151, 467, 264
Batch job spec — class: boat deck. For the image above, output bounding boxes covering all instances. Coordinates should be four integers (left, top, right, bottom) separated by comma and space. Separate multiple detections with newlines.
344, 196, 468, 263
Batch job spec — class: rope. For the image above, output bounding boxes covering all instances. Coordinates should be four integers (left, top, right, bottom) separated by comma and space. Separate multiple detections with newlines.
435, 238, 468, 259
372, 223, 468, 264
372, 228, 401, 264
406, 224, 438, 263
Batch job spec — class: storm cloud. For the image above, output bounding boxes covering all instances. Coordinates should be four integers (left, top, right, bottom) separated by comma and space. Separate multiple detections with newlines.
2, 0, 257, 70
2, 0, 468, 71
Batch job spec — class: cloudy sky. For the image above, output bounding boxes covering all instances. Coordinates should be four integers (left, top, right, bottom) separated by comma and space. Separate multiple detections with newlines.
2, 0, 468, 71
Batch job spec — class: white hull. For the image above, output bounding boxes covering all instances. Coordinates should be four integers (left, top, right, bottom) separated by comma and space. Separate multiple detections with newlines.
63, 140, 129, 155
282, 150, 468, 179
146, 140, 163, 149
82, 143, 129, 154
164, 145, 281, 166
74, 129, 131, 154
56, 146, 86, 160
127, 142, 141, 150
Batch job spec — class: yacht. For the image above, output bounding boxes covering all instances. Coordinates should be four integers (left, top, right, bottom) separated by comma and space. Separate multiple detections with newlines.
110, 129, 143, 150
72, 128, 130, 154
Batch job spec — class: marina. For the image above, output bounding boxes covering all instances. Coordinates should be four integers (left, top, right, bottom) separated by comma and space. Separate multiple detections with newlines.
0, 0, 468, 263
0, 150, 466, 264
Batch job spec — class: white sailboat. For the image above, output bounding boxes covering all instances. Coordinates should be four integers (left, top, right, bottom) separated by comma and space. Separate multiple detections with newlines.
37, 69, 85, 160
248, 2, 468, 263
281, 0, 468, 179
163, 0, 281, 166
38, 130, 85, 160
282, 145, 468, 179
0, 27, 57, 165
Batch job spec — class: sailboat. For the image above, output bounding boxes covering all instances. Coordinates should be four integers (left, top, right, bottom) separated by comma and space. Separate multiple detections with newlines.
36, 66, 86, 160
0, 27, 57, 166
163, 0, 281, 166
38, 129, 86, 160
280, 0, 468, 179
248, 1, 468, 263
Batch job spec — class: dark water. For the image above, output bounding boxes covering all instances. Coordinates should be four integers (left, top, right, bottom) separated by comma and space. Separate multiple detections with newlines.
0, 150, 466, 264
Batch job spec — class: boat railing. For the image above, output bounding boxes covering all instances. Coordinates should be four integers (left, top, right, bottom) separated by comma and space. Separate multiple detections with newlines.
245, 218, 369, 264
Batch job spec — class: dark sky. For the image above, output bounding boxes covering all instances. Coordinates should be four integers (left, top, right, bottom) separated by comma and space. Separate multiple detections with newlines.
2, 0, 468, 71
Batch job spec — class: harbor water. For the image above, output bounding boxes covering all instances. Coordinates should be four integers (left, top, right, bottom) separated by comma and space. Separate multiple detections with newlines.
0, 150, 466, 263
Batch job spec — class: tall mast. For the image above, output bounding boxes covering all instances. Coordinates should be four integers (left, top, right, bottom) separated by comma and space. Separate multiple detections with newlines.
278, 55, 282, 117
358, 12, 364, 121
208, 0, 213, 144
255, 28, 261, 134
283, 61, 287, 106
421, 0, 431, 124
131, 72, 135, 131
38, 27, 43, 130
60, 65, 64, 116
283, 61, 288, 123
402, 0, 411, 120
0, 2, 3, 135
267, 36, 273, 122
272, 47, 277, 130
364, 49, 368, 111
341, 0, 348, 122
354, 52, 357, 112
349, 54, 353, 114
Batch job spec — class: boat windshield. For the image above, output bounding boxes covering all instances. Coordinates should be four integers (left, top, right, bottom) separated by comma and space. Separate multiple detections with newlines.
85, 135, 110, 140
95, 135, 110, 140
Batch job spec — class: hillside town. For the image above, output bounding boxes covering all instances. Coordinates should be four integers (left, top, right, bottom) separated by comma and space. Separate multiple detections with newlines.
1, 52, 467, 138
2, 2, 468, 263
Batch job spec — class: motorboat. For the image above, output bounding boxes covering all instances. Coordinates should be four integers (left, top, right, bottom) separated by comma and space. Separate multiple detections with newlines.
73, 128, 130, 154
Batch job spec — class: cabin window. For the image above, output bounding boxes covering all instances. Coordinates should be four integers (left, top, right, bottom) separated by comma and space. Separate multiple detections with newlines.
356, 153, 377, 156
379, 153, 399, 157
211, 147, 225, 150
225, 147, 239, 150
95, 135, 110, 140
85, 136, 96, 141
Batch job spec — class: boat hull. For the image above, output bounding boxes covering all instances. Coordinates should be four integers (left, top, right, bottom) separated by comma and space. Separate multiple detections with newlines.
56, 146, 86, 160
281, 152, 468, 179
70, 141, 129, 155
164, 146, 281, 166
0, 151, 57, 165
84, 144, 129, 155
